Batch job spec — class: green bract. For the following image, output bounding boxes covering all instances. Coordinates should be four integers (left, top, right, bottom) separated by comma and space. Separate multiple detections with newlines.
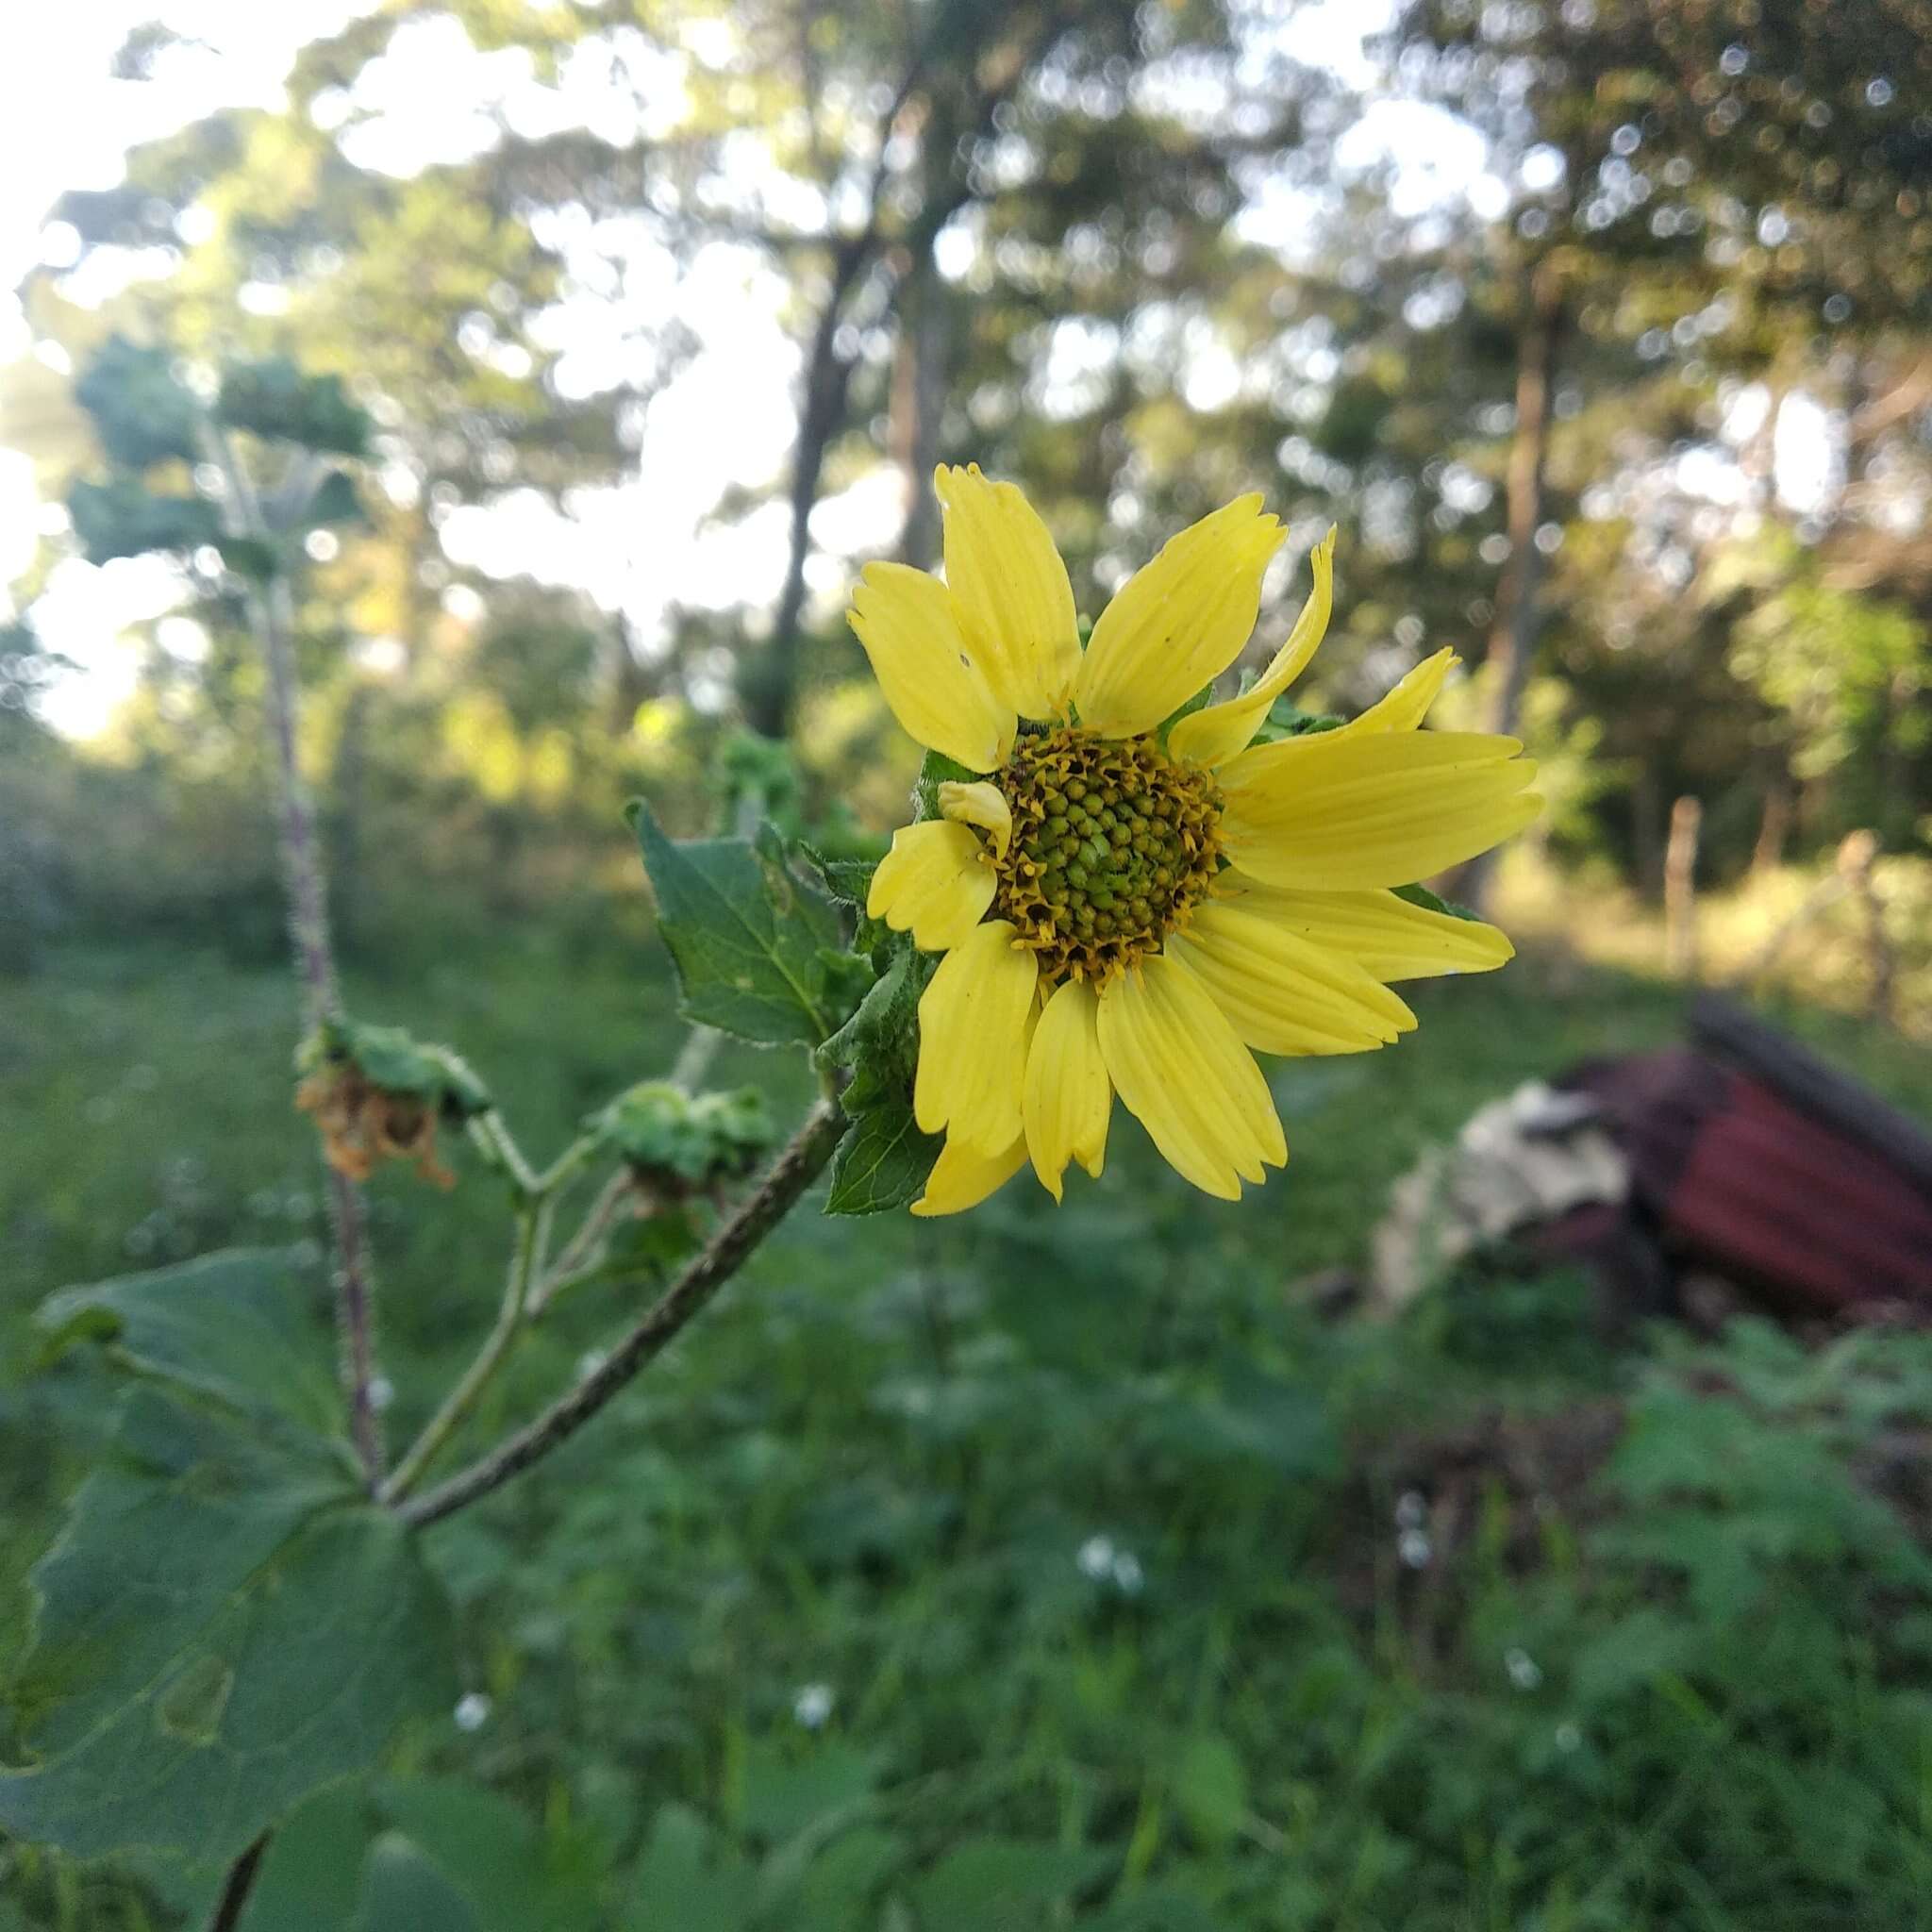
296, 1015, 492, 1122
591, 1081, 777, 1190
817, 950, 941, 1215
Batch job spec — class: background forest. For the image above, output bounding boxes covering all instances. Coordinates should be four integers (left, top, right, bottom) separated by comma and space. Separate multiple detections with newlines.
4, 1, 1932, 1927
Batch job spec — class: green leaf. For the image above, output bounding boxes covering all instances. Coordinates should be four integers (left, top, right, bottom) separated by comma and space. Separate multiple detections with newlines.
1391, 881, 1482, 923
1155, 679, 1215, 742
1251, 697, 1344, 745
351, 1837, 478, 1932
35, 1248, 344, 1439
216, 358, 371, 457
0, 1388, 456, 1869
237, 1784, 371, 1930
73, 336, 202, 469
215, 533, 284, 582
240, 1777, 606, 1932
735, 1740, 879, 1841
67, 476, 222, 566
1570, 1608, 1699, 1708
625, 1804, 758, 1930
302, 468, 371, 530
628, 802, 849, 1045
825, 1101, 941, 1216
1173, 1732, 1249, 1849
908, 1839, 1113, 1931
372, 1778, 604, 1932
910, 744, 986, 821
796, 844, 879, 908
792, 1827, 905, 1931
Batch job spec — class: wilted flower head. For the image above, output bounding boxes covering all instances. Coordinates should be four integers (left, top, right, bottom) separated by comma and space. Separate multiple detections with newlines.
294, 1017, 490, 1188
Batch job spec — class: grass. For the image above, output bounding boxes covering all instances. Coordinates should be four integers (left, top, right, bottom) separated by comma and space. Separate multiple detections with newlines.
4, 915, 1932, 1930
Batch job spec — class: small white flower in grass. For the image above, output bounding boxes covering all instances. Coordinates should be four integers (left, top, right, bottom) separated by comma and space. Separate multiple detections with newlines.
1077, 1535, 1117, 1580
1394, 1490, 1426, 1530
1555, 1721, 1582, 1753
793, 1684, 835, 1730
1505, 1647, 1542, 1691
577, 1348, 608, 1380
1397, 1528, 1432, 1569
369, 1374, 394, 1413
1111, 1550, 1144, 1595
454, 1692, 491, 1732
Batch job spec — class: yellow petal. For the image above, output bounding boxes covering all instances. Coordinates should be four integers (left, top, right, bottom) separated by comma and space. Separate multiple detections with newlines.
913, 920, 1039, 1151
849, 559, 1014, 772
1328, 646, 1457, 738
1168, 527, 1335, 768
1093, 953, 1286, 1200
1022, 977, 1111, 1200
910, 1129, 1029, 1217
938, 779, 1013, 860
935, 464, 1081, 720
1074, 494, 1286, 740
867, 820, 995, 951
1223, 882, 1514, 981
1168, 899, 1415, 1058
1220, 728, 1541, 891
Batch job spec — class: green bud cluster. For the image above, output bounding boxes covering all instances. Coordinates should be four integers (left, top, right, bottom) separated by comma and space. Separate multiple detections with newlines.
992, 726, 1223, 985
590, 1081, 777, 1194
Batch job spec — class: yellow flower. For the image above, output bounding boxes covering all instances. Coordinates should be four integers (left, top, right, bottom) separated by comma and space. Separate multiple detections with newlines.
849, 465, 1540, 1215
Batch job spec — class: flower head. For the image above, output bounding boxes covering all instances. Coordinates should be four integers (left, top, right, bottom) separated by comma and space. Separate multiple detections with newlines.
849, 465, 1540, 1214
294, 1017, 490, 1188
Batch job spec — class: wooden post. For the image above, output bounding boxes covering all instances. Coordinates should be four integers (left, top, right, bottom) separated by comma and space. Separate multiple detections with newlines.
1835, 831, 1896, 1024
1664, 795, 1702, 980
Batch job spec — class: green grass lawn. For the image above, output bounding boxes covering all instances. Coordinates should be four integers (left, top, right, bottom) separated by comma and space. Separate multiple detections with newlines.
5, 924, 1932, 1930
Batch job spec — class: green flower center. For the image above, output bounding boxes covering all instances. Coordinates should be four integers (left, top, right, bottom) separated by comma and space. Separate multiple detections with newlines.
991, 725, 1223, 986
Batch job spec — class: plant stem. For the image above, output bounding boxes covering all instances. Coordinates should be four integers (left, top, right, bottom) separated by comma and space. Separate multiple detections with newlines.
208, 419, 387, 1488
208, 1831, 271, 1932
470, 1111, 541, 1196
671, 1023, 723, 1091
381, 1198, 548, 1502
399, 1098, 844, 1529
258, 569, 385, 1484
530, 1169, 633, 1314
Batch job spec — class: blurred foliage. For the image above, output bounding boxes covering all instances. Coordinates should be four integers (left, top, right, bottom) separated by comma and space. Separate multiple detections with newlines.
4, 932, 1932, 1925
0, 0, 1923, 926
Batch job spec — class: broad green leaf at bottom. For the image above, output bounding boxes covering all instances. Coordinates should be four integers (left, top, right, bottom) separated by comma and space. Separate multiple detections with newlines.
0, 1387, 455, 1869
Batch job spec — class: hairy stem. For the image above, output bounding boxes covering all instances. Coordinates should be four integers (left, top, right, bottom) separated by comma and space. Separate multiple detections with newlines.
530, 1168, 634, 1315
399, 1099, 844, 1529
208, 1831, 271, 1932
211, 421, 387, 1487
381, 1198, 548, 1501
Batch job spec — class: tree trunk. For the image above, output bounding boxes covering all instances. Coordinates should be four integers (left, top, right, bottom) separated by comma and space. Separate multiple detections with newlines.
1457, 258, 1564, 911
1484, 259, 1563, 739
891, 266, 949, 570
1664, 795, 1703, 980
741, 242, 864, 741
1752, 774, 1792, 874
